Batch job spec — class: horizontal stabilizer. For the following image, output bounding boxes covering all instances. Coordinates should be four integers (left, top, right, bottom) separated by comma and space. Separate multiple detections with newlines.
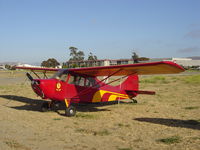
126, 90, 156, 95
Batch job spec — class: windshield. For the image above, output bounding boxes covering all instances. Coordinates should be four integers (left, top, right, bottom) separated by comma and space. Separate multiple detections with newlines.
51, 69, 69, 81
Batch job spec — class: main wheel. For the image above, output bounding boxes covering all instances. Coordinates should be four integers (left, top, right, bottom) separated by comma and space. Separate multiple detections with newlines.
65, 105, 76, 117
132, 99, 138, 103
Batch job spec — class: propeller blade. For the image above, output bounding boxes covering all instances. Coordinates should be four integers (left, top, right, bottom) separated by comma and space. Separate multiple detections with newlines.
26, 73, 33, 81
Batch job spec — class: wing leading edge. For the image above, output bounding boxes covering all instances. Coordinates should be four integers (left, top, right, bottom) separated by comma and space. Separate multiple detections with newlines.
69, 61, 184, 76
16, 61, 184, 77
15, 66, 59, 73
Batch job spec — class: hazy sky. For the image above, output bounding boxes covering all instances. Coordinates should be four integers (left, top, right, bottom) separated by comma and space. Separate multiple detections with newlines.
0, 0, 200, 63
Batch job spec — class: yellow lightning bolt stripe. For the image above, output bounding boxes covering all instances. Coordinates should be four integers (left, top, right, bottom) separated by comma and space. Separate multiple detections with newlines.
92, 90, 129, 102
108, 94, 128, 101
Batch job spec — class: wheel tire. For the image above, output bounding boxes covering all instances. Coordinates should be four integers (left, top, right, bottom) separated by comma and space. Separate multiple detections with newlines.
132, 99, 138, 103
41, 102, 50, 112
65, 105, 76, 117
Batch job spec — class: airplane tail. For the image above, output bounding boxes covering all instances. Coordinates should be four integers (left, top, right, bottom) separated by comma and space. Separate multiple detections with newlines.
119, 75, 139, 91
119, 75, 155, 98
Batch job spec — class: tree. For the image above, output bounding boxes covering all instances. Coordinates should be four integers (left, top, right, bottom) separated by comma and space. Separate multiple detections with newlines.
132, 52, 139, 63
69, 47, 78, 61
5, 64, 16, 70
41, 58, 60, 68
69, 47, 85, 61
68, 47, 85, 68
5, 64, 11, 70
87, 52, 98, 67
88, 52, 98, 61
77, 51, 85, 61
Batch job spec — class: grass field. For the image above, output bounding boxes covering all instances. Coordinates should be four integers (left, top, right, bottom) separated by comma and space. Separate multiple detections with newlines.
0, 71, 199, 150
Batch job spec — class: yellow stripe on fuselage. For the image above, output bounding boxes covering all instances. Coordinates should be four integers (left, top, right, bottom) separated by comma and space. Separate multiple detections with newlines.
92, 90, 129, 102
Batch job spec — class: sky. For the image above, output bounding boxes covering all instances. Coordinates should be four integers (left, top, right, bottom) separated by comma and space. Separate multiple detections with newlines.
0, 0, 200, 64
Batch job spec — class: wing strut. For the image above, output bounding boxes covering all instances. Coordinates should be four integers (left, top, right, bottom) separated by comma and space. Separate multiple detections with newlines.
95, 69, 123, 85
103, 72, 136, 87
31, 70, 41, 79
29, 70, 49, 79
43, 71, 48, 79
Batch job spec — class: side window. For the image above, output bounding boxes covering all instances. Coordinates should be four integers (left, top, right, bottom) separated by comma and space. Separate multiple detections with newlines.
85, 77, 99, 88
85, 78, 91, 87
60, 74, 68, 82
77, 77, 85, 86
68, 75, 75, 84
68, 75, 99, 88
68, 75, 85, 86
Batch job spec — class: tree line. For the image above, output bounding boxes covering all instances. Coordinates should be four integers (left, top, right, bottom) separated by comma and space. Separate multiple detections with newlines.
41, 47, 149, 68
41, 46, 98, 68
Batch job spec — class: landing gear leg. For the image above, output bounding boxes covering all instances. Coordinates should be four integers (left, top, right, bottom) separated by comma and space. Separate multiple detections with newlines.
64, 99, 76, 117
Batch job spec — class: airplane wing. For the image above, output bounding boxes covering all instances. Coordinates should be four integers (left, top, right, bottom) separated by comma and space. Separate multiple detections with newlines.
15, 66, 59, 73
16, 61, 184, 77
69, 61, 184, 76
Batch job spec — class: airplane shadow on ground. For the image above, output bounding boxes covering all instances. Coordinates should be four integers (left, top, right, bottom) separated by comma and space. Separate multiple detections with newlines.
134, 118, 200, 130
0, 95, 110, 113
0, 95, 45, 112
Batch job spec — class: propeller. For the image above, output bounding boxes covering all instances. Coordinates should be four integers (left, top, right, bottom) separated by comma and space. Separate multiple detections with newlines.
26, 72, 33, 81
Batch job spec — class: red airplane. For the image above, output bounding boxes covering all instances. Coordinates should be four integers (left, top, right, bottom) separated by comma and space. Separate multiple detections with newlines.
16, 61, 184, 117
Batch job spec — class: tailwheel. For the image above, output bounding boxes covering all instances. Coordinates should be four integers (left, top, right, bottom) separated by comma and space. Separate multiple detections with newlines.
65, 105, 76, 117
132, 99, 138, 103
41, 102, 51, 112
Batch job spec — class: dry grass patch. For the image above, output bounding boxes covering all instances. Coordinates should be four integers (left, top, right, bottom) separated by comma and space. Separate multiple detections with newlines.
116, 123, 131, 128
140, 76, 170, 84
184, 106, 199, 110
4, 139, 30, 150
183, 75, 200, 84
52, 118, 63, 120
75, 112, 99, 119
75, 128, 110, 136
157, 136, 181, 144
117, 148, 132, 150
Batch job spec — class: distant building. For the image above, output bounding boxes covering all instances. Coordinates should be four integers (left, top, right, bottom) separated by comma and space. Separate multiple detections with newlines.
64, 59, 134, 68
0, 65, 6, 70
17, 64, 38, 67
64, 57, 200, 68
147, 57, 200, 67
165, 58, 200, 67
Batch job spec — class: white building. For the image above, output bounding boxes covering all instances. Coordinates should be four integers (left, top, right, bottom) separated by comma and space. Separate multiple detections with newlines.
0, 65, 6, 70
165, 58, 200, 67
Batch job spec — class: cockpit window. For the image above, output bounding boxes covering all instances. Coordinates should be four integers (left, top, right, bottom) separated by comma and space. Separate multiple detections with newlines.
68, 75, 84, 86
60, 74, 68, 82
52, 70, 69, 82
52, 70, 99, 88
85, 77, 96, 87
68, 74, 99, 88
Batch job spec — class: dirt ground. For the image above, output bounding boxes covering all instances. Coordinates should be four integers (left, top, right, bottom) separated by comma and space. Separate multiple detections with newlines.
0, 71, 199, 150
